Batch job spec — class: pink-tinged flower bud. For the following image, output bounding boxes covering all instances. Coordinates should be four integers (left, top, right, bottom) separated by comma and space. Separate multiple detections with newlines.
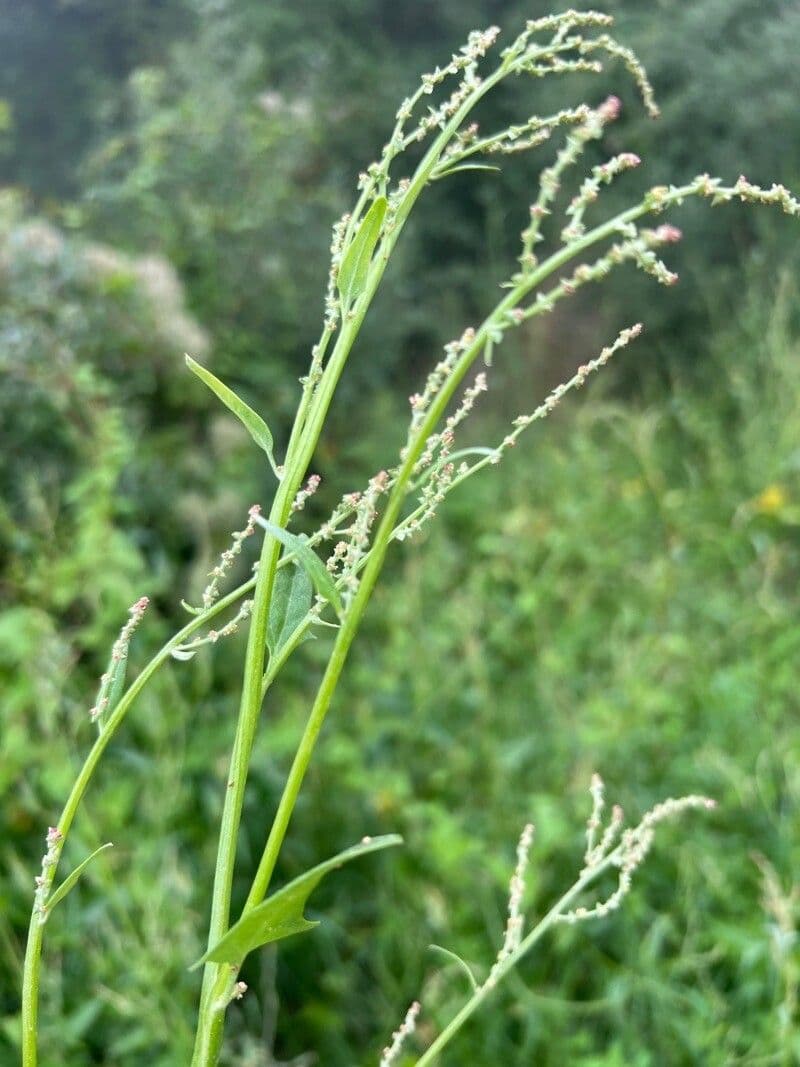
598, 95, 622, 122
655, 224, 683, 243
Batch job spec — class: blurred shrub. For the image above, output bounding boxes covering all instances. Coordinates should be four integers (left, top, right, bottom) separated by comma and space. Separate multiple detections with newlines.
76, 0, 800, 380
7, 0, 798, 410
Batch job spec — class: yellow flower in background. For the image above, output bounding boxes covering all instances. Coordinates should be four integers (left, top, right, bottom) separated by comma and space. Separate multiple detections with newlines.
753, 484, 787, 515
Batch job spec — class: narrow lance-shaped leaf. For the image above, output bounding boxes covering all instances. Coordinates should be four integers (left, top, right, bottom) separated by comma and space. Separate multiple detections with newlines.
253, 515, 343, 617
428, 944, 479, 992
46, 843, 114, 912
106, 651, 129, 711
337, 196, 387, 307
432, 162, 502, 181
268, 562, 313, 657
190, 834, 401, 970
92, 651, 127, 728
170, 647, 198, 662
185, 355, 278, 475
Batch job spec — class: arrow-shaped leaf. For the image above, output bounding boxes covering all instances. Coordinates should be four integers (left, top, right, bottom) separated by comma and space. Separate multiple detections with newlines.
268, 562, 313, 657
191, 834, 401, 970
186, 356, 277, 474
337, 196, 387, 307
46, 843, 114, 912
253, 515, 343, 617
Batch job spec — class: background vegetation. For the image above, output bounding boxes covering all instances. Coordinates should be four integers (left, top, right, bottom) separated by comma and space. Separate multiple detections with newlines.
1, 1, 799, 1063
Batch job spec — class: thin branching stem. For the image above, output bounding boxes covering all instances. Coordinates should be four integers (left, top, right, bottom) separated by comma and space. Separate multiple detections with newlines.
19, 577, 254, 1065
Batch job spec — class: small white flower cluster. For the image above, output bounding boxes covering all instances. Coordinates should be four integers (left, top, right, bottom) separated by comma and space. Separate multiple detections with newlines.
487, 105, 591, 158
582, 772, 624, 874
562, 152, 642, 242
501, 10, 614, 67
524, 10, 615, 40
410, 76, 481, 145
407, 327, 476, 440
384, 774, 716, 1061
523, 56, 603, 80
389, 324, 641, 550
396, 372, 489, 542
363, 25, 502, 198
417, 26, 500, 100
317, 491, 364, 548
519, 95, 623, 273
89, 596, 150, 722
292, 473, 321, 514
579, 34, 659, 118
487, 822, 535, 986
520, 221, 684, 321
558, 776, 716, 925
435, 105, 592, 183
498, 12, 658, 125
688, 173, 800, 217
640, 174, 800, 220
335, 470, 391, 605
379, 1000, 421, 1067
172, 505, 262, 661
496, 324, 643, 460
324, 212, 352, 331
172, 599, 254, 661
33, 826, 63, 919
199, 505, 262, 612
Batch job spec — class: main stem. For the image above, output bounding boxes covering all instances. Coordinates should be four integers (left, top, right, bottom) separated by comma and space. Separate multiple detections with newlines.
191, 285, 401, 1062
242, 186, 689, 908
190, 68, 509, 1067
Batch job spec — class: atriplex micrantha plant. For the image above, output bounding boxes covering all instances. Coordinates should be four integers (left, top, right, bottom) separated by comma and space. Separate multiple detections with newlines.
20, 10, 799, 1065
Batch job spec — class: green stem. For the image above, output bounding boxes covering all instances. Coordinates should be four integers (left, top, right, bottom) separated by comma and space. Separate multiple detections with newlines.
189, 69, 510, 1067
413, 854, 617, 1066
236, 178, 715, 956
191, 256, 398, 1066
20, 578, 253, 1067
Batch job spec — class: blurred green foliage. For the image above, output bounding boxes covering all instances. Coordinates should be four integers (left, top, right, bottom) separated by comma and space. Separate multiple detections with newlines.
1, 1, 799, 1064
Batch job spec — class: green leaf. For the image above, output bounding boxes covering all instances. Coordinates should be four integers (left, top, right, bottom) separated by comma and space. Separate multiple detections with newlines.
337, 196, 387, 306
170, 647, 198, 661
429, 944, 479, 992
253, 515, 343, 617
268, 562, 313, 657
92, 648, 127, 728
46, 843, 113, 912
191, 834, 401, 969
106, 651, 128, 712
185, 355, 277, 472
433, 162, 502, 181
